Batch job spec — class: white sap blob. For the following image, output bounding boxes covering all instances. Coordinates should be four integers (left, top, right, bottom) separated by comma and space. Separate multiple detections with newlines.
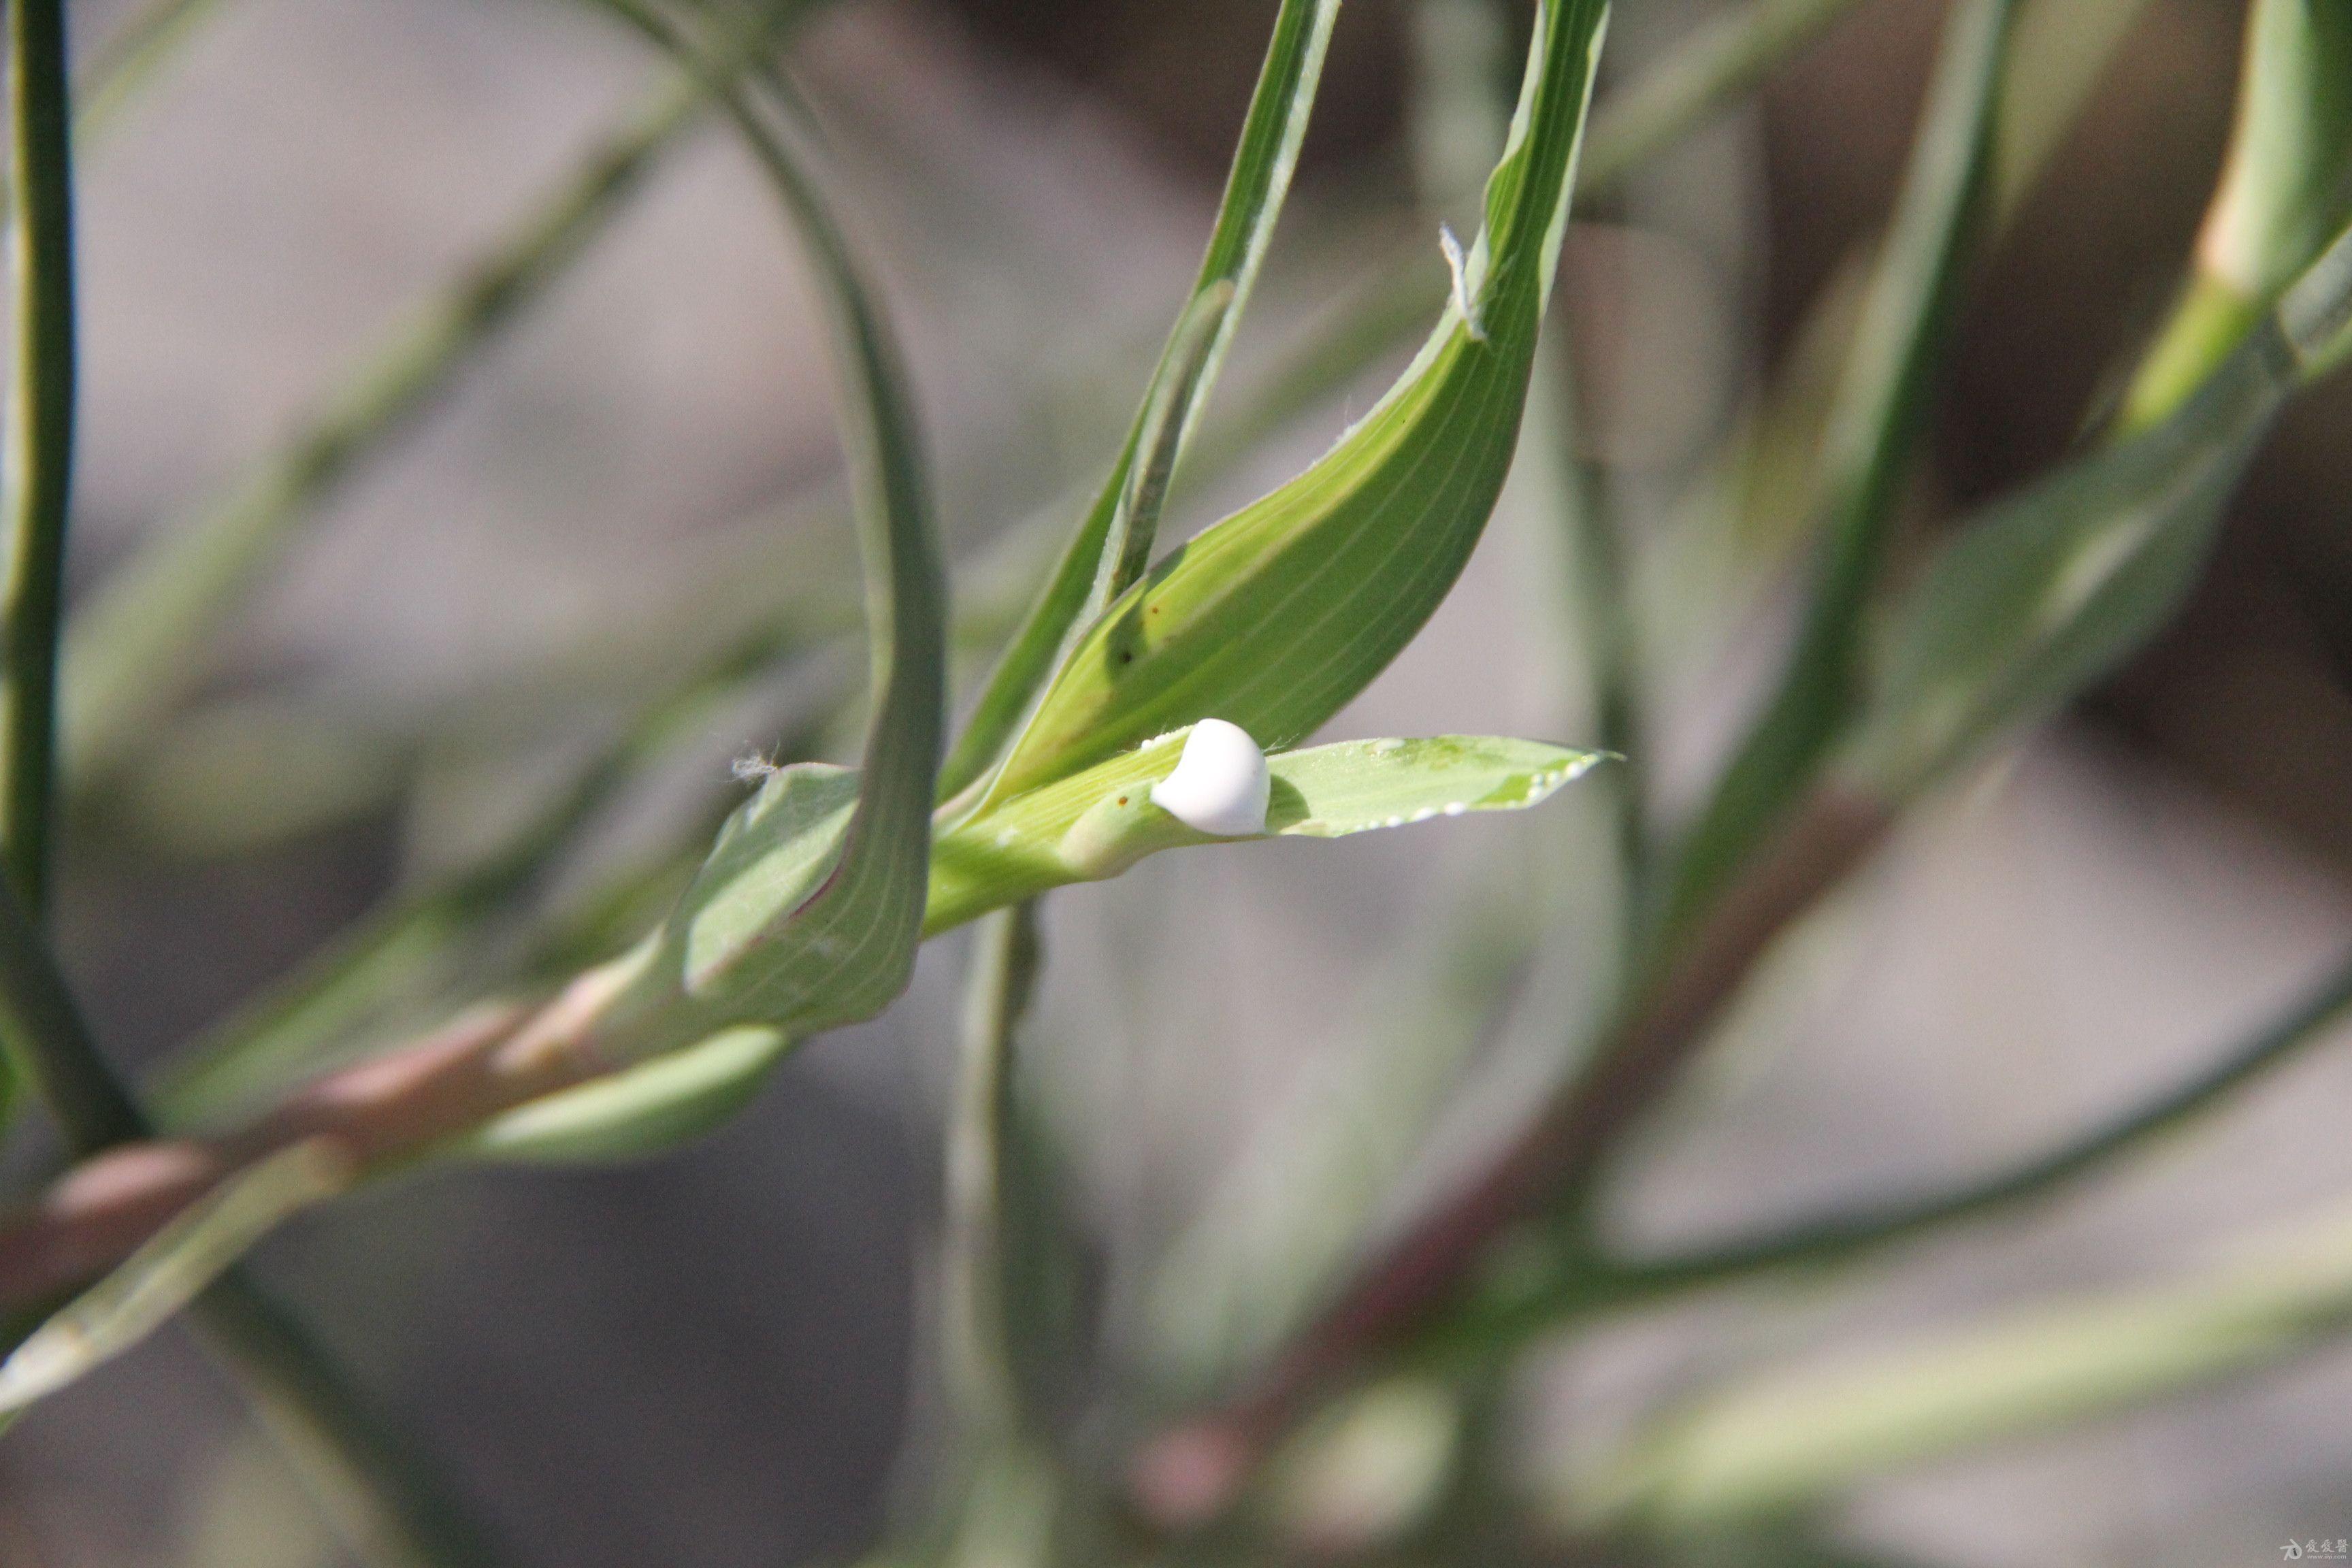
1150, 719, 1271, 837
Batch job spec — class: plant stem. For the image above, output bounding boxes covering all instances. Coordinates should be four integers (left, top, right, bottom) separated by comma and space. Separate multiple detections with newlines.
3, 0, 76, 917
1590, 951, 2352, 1300
0, 864, 512, 1567
944, 903, 1042, 1444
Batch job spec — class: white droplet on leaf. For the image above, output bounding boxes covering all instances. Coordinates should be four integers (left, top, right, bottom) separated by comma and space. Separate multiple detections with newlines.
1150, 719, 1270, 837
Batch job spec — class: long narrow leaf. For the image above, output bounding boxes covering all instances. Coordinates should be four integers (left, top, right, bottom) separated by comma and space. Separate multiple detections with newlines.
574, 2, 943, 1050
981, 0, 1612, 809
0, 1140, 351, 1420
938, 0, 1341, 803
926, 734, 1601, 934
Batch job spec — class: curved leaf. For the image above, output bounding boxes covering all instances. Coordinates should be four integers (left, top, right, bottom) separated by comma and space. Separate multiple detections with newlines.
461, 1025, 789, 1164
938, 0, 1342, 803
581, 2, 945, 1051
975, 0, 1612, 808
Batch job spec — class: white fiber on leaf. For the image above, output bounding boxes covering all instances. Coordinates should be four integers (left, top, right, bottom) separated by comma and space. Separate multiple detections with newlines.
1439, 225, 1486, 342
1151, 719, 1271, 836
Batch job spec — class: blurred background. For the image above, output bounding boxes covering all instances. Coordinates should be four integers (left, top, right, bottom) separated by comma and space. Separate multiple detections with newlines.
7, 0, 2352, 1563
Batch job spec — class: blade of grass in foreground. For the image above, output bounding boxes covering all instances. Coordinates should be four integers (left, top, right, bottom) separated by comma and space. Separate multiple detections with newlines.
0, 1140, 352, 1422
562, 0, 944, 1053
2, 0, 78, 917
982, 0, 1612, 809
938, 0, 1341, 804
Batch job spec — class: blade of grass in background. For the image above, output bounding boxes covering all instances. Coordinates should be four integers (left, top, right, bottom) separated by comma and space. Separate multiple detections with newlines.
59, 0, 823, 786
1848, 206, 2352, 794
1560, 1200, 2352, 1534
192, 1276, 519, 1568
72, 0, 228, 137
1990, 0, 2154, 222
937, 0, 1342, 804
1654, 0, 2014, 949
1575, 0, 1859, 196
2119, 0, 2352, 429
1427, 952, 2352, 1354
1392, 214, 2352, 1380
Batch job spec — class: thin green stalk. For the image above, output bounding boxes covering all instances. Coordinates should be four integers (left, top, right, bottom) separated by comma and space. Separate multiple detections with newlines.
0, 853, 500, 1565
1617, 955, 2352, 1293
1543, 336, 1644, 911
1431, 954, 2352, 1354
944, 903, 1043, 1445
1653, 0, 2014, 949
0, 875, 143, 1149
60, 0, 819, 784
3, 0, 77, 916
938, 0, 1339, 806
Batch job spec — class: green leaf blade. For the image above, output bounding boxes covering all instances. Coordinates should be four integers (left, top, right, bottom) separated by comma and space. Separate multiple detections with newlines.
936, 0, 1343, 804
982, 0, 1611, 806
578, 5, 947, 1051
924, 732, 1602, 934
460, 1025, 789, 1165
0, 1141, 353, 1421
